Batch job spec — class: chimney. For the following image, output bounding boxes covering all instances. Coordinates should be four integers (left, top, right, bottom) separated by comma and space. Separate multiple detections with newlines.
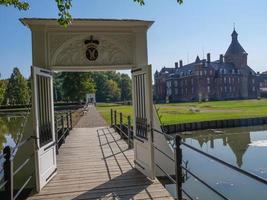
207, 53, 211, 63
175, 62, 178, 69
220, 54, 224, 63
179, 60, 183, 67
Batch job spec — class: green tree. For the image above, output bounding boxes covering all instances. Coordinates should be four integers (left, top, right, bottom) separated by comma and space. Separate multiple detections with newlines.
53, 73, 64, 102
60, 72, 96, 101
90, 72, 109, 102
0, 79, 7, 105
4, 67, 30, 105
106, 79, 121, 102
0, 0, 183, 26
120, 74, 132, 101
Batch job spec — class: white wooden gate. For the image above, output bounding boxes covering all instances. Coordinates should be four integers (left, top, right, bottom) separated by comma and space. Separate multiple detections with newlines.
132, 65, 155, 179
32, 66, 57, 191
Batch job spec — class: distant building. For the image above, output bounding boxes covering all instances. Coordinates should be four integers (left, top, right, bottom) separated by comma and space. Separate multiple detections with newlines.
154, 29, 260, 102
259, 71, 267, 97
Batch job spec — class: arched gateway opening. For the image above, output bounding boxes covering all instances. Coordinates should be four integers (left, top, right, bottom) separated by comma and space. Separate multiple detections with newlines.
20, 18, 156, 191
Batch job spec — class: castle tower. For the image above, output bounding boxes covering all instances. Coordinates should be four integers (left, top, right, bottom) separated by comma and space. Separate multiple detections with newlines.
224, 29, 248, 67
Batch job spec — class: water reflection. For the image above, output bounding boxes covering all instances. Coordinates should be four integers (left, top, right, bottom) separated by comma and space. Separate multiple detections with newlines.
182, 125, 267, 169
0, 115, 25, 151
169, 125, 267, 200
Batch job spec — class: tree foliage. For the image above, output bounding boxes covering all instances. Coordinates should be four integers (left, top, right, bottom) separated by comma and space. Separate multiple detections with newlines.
0, 0, 29, 10
59, 72, 96, 102
3, 67, 30, 105
106, 79, 121, 102
0, 79, 8, 105
54, 71, 132, 103
120, 74, 132, 101
0, 0, 183, 26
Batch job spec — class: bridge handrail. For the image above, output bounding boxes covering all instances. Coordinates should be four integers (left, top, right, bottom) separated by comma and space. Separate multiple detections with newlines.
0, 110, 73, 200
110, 109, 133, 149
153, 127, 267, 200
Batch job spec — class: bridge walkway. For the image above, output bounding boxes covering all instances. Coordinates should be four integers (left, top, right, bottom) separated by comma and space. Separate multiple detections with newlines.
27, 106, 173, 200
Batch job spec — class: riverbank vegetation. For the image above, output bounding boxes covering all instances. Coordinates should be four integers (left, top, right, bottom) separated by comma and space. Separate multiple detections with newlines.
96, 99, 267, 125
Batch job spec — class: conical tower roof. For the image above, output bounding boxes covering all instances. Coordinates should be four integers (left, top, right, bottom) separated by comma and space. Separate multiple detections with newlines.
195, 55, 201, 63
225, 29, 247, 56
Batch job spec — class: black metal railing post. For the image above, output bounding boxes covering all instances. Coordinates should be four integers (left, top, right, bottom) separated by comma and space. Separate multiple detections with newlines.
66, 112, 70, 135
110, 109, 113, 127
55, 118, 59, 154
61, 115, 65, 144
119, 112, 123, 138
3, 146, 13, 200
175, 135, 183, 200
69, 110, 73, 130
114, 110, 117, 131
127, 115, 131, 149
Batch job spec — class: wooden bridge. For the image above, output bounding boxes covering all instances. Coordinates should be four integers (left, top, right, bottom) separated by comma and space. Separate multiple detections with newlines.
27, 106, 173, 200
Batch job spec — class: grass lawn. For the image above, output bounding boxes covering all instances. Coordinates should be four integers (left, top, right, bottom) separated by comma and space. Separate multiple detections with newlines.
96, 99, 267, 125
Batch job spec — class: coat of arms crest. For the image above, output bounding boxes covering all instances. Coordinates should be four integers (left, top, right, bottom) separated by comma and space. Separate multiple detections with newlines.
84, 36, 100, 61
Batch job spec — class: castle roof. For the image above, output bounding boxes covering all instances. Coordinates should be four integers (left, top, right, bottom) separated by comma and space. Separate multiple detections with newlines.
164, 58, 256, 79
225, 29, 247, 56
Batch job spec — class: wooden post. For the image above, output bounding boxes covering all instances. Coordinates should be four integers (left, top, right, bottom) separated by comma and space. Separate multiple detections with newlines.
120, 112, 123, 138
55, 119, 59, 154
3, 146, 13, 200
110, 109, 113, 127
175, 135, 183, 200
69, 111, 73, 130
114, 110, 117, 131
127, 115, 131, 149
61, 115, 65, 144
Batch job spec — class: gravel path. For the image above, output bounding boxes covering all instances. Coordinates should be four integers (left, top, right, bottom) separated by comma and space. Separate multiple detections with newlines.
75, 105, 108, 128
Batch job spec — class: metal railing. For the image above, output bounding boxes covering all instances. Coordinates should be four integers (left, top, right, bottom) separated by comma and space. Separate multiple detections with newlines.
110, 109, 133, 149
153, 128, 267, 200
54, 111, 73, 154
0, 110, 73, 200
108, 110, 267, 199
0, 136, 34, 200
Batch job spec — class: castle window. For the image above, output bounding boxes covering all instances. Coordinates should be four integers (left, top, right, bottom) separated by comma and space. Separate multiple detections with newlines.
253, 86, 255, 91
191, 79, 194, 84
225, 86, 227, 92
252, 79, 255, 84
174, 81, 178, 87
207, 77, 210, 84
207, 86, 210, 93
167, 81, 171, 88
167, 88, 172, 96
224, 77, 227, 83
175, 88, 178, 95
210, 70, 213, 75
188, 70, 192, 75
200, 71, 203, 76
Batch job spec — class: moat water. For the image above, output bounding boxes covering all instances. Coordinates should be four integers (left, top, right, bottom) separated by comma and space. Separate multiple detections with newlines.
0, 114, 35, 190
163, 125, 267, 200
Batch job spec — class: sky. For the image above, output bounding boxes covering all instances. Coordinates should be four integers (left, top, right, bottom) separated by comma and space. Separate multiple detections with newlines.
0, 0, 267, 79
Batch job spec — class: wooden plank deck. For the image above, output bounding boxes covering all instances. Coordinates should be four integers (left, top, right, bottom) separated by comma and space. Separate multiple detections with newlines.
28, 126, 174, 200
